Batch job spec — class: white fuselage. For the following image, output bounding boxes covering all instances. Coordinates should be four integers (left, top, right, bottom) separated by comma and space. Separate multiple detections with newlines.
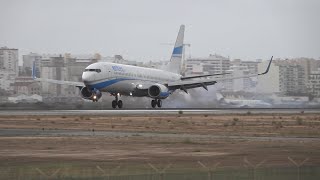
81, 62, 181, 96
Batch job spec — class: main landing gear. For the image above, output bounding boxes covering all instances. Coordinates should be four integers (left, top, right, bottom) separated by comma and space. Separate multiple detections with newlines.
151, 99, 162, 108
112, 93, 123, 109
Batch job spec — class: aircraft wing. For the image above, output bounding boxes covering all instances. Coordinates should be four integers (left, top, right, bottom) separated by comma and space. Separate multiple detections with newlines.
34, 78, 84, 87
167, 56, 273, 93
32, 61, 84, 87
180, 72, 231, 80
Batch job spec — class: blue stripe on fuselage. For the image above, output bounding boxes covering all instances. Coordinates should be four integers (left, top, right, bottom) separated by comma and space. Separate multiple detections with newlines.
159, 91, 170, 97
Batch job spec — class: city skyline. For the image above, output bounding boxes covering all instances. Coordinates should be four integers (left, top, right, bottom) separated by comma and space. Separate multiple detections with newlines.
1, 45, 320, 106
1, 0, 320, 62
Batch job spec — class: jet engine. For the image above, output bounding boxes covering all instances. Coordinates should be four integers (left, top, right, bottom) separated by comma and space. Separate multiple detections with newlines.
80, 87, 102, 101
148, 84, 170, 99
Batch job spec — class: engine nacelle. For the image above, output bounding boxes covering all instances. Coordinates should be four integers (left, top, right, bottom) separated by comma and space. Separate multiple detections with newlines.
148, 84, 170, 99
80, 87, 102, 101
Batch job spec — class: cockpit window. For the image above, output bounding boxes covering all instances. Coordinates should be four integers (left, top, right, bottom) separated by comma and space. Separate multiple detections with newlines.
85, 69, 101, 73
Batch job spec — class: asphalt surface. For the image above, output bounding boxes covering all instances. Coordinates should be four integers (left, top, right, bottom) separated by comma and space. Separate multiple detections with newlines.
0, 108, 319, 116
0, 109, 319, 142
1, 128, 319, 142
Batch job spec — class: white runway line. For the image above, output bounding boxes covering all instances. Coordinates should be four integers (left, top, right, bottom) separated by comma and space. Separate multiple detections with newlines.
0, 109, 319, 116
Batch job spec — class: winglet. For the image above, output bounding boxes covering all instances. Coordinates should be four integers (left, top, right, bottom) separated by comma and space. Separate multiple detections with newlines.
32, 61, 37, 79
258, 56, 273, 75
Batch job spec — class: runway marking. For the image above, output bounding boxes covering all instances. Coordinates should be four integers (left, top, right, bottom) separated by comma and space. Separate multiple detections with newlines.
0, 109, 319, 116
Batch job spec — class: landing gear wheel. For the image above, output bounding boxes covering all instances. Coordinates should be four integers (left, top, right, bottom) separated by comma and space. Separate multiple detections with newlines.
117, 100, 123, 108
157, 99, 162, 108
112, 100, 117, 109
151, 100, 157, 108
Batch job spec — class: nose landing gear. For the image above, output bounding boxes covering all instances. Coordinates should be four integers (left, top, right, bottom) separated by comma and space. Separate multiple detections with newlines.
112, 93, 123, 109
151, 99, 162, 108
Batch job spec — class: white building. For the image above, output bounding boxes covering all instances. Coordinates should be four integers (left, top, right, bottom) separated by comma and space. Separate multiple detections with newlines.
232, 59, 260, 74
40, 53, 100, 97
185, 55, 263, 92
0, 47, 19, 91
0, 71, 16, 91
279, 64, 306, 95
64, 55, 98, 97
40, 56, 67, 96
22, 53, 42, 76
257, 61, 280, 94
185, 54, 230, 76
0, 47, 19, 73
12, 76, 41, 95
225, 65, 254, 92
308, 69, 320, 97
224, 59, 261, 92
8, 94, 42, 103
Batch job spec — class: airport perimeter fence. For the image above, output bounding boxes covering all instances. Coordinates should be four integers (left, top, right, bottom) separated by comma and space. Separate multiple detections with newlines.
1, 159, 320, 180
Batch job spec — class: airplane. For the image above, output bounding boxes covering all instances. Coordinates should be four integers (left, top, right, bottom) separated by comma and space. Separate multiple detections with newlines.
33, 25, 273, 109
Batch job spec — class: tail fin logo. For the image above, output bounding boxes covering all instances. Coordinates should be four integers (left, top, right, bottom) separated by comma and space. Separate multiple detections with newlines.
172, 46, 183, 57
170, 24, 185, 60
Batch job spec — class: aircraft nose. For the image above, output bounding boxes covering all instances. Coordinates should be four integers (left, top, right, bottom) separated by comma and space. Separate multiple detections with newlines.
82, 72, 91, 84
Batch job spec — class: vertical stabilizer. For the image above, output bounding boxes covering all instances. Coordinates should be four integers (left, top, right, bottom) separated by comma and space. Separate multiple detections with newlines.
166, 25, 185, 74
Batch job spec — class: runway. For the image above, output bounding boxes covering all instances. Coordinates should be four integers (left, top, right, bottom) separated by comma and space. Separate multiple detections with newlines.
1, 108, 320, 171
1, 128, 319, 142
0, 108, 319, 116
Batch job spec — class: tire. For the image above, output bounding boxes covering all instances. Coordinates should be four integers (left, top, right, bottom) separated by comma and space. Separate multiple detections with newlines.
151, 100, 157, 108
118, 100, 123, 108
157, 99, 162, 108
112, 100, 117, 109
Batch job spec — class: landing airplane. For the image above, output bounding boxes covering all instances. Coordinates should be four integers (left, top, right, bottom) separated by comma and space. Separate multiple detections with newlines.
33, 25, 273, 108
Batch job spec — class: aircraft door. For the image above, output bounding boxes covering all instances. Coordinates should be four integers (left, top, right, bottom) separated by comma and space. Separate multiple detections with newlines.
106, 66, 111, 79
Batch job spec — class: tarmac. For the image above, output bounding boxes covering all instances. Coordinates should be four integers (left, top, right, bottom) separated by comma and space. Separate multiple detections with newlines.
0, 108, 318, 116
1, 128, 319, 142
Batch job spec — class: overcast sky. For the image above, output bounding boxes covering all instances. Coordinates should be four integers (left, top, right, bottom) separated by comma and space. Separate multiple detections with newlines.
1, 0, 320, 61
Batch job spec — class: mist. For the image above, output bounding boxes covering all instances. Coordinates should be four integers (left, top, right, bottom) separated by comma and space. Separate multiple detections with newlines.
1, 0, 320, 61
